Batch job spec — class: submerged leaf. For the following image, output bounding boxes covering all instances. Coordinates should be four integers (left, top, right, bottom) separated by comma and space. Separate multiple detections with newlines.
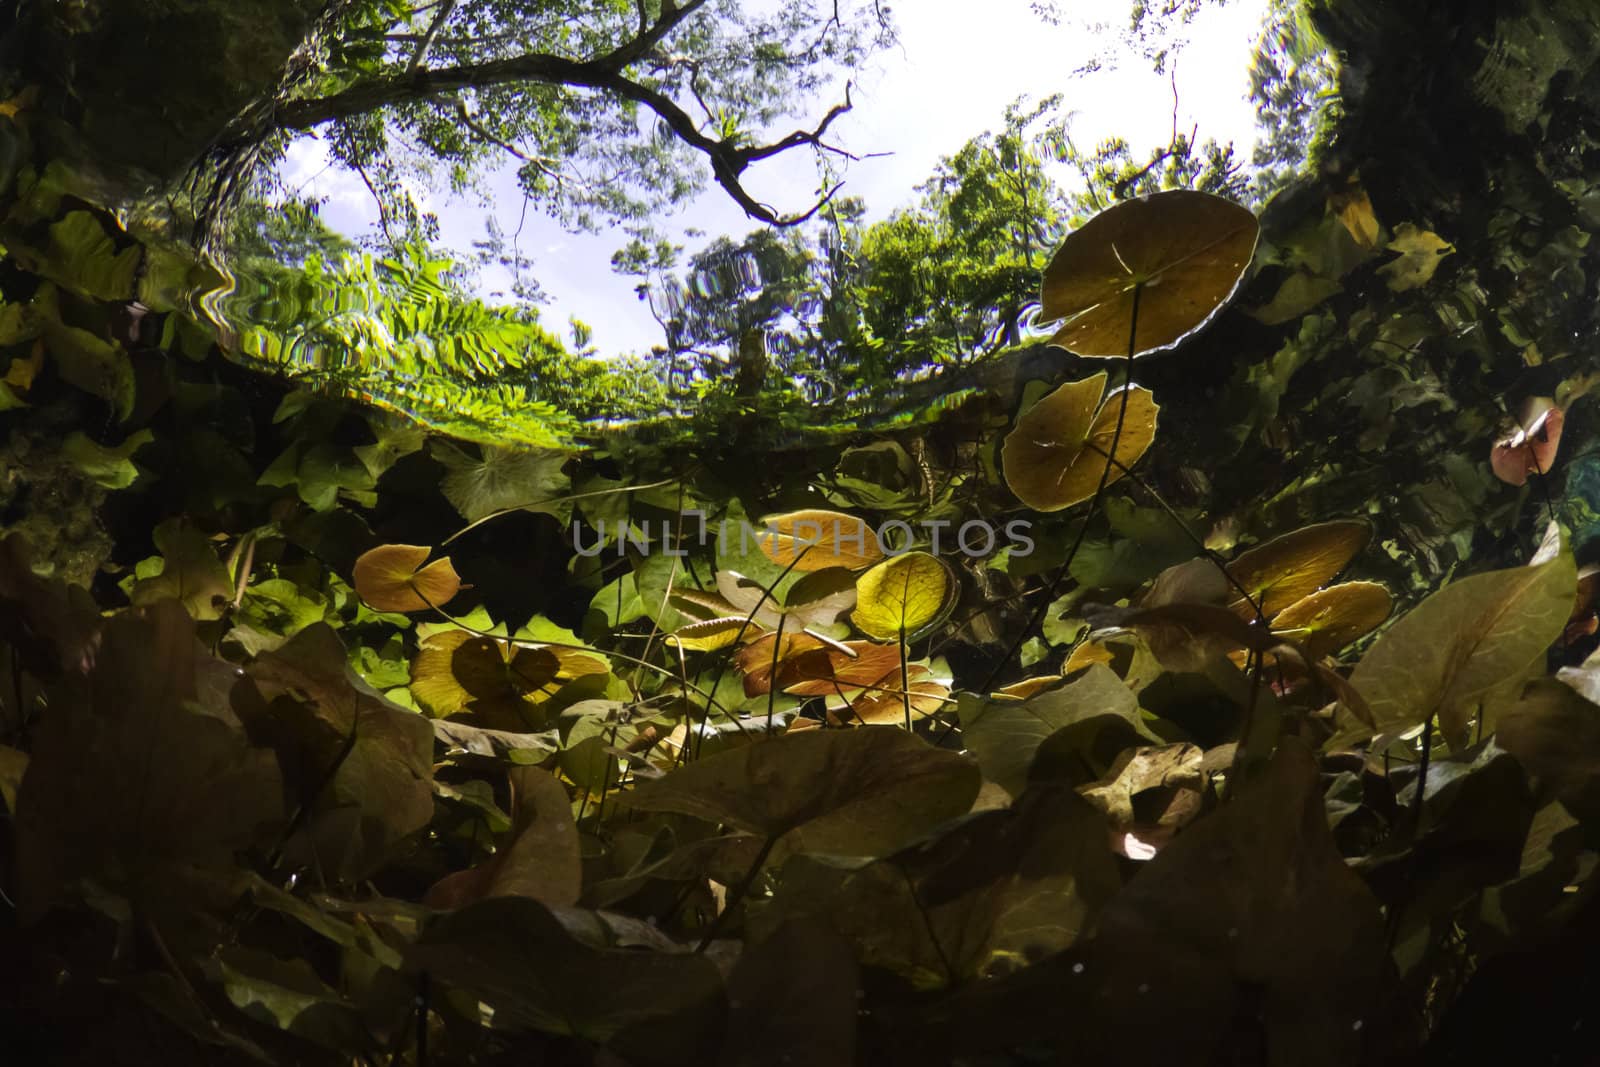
1269, 580, 1392, 658
959, 664, 1149, 797
1341, 539, 1575, 750
626, 726, 980, 857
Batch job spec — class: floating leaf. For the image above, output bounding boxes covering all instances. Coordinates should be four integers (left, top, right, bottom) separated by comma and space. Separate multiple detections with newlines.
411, 629, 608, 723
733, 630, 833, 697
1002, 373, 1160, 512
828, 662, 950, 727
1340, 536, 1575, 750
666, 616, 754, 652
1377, 222, 1454, 291
626, 726, 980, 857
782, 640, 904, 697
1040, 189, 1259, 358
852, 551, 954, 641
1269, 581, 1392, 658
1225, 519, 1371, 620
351, 544, 462, 613
756, 509, 885, 571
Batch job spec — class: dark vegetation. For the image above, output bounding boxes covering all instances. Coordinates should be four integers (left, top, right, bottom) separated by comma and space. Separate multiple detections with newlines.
4, 0, 1600, 1064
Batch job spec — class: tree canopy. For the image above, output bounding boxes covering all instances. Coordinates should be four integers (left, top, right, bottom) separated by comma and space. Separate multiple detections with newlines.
231, 0, 894, 240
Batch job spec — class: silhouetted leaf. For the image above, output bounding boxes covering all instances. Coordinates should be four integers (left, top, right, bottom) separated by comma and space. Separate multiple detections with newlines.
627, 726, 980, 856
411, 896, 725, 1064
759, 784, 1118, 988
424, 765, 580, 908
238, 624, 434, 882
14, 600, 283, 920
960, 663, 1148, 797
719, 920, 858, 1067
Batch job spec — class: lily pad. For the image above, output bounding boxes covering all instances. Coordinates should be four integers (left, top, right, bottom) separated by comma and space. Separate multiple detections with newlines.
1041, 189, 1260, 358
1225, 519, 1371, 620
756, 509, 886, 571
1002, 372, 1159, 512
351, 544, 462, 613
852, 551, 954, 641
1269, 580, 1392, 658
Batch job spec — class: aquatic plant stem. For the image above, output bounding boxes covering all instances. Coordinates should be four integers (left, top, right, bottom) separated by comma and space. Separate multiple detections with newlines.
978, 285, 1143, 698
1384, 712, 1437, 953
1081, 442, 1267, 622
696, 833, 779, 952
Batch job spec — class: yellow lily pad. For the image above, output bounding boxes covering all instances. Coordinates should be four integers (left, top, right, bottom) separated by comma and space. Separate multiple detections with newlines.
1269, 581, 1392, 659
1041, 189, 1259, 358
411, 630, 608, 721
666, 617, 757, 653
1002, 372, 1159, 512
353, 544, 463, 613
1225, 520, 1371, 620
756, 509, 885, 572
852, 552, 953, 642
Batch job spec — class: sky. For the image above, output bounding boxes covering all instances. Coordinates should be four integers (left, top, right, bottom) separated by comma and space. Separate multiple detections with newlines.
278, 0, 1270, 356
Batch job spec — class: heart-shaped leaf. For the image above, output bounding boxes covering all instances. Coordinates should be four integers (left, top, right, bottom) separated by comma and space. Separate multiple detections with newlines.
852, 551, 954, 641
625, 726, 980, 857
1041, 189, 1260, 358
1338, 535, 1575, 750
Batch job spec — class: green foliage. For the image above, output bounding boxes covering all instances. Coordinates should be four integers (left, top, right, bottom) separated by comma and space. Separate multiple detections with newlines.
269, 0, 894, 235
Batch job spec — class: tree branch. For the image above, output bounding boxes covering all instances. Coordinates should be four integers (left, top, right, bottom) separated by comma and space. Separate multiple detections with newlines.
271, 0, 851, 225
406, 0, 457, 74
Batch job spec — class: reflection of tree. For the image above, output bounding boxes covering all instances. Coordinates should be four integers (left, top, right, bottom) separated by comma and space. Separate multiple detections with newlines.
1247, 0, 1340, 201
